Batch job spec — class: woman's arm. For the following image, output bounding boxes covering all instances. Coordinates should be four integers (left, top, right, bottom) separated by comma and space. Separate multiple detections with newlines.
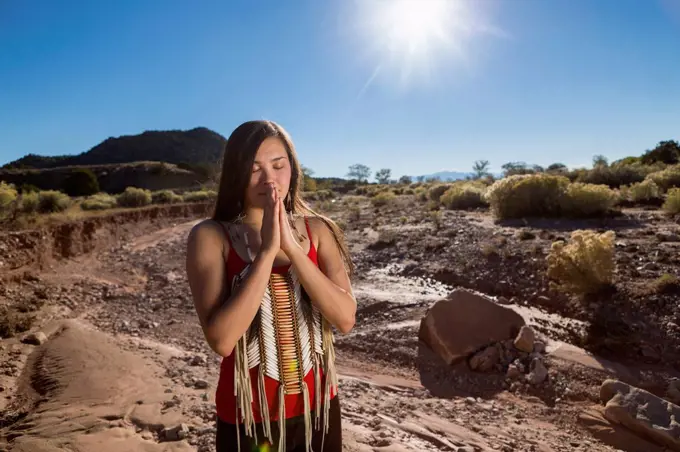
185, 220, 277, 357
284, 216, 356, 334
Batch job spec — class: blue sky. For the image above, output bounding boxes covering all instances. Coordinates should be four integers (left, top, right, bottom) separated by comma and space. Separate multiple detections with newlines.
1, 0, 679, 179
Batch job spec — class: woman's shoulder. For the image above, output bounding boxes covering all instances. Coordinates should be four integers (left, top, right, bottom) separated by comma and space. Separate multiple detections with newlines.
188, 219, 229, 251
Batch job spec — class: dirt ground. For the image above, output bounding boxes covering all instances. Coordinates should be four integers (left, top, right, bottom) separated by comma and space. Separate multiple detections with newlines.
1, 194, 679, 451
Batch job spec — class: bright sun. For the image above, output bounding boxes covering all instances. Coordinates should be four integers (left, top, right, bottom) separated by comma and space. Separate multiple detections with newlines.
351, 0, 498, 91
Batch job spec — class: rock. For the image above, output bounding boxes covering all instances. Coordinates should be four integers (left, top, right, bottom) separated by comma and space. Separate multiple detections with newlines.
21, 331, 47, 345
194, 379, 209, 390
456, 447, 475, 452
506, 364, 522, 379
578, 407, 665, 452
657, 232, 680, 243
533, 341, 546, 354
191, 355, 207, 366
600, 379, 680, 451
513, 326, 535, 353
418, 289, 525, 366
668, 379, 680, 405
469, 344, 501, 372
163, 423, 189, 441
526, 357, 548, 385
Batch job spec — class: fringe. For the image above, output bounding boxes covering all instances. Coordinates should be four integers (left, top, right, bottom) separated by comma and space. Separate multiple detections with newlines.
321, 319, 338, 452
302, 381, 312, 452
278, 385, 286, 452
258, 365, 273, 444
313, 358, 321, 431
235, 336, 256, 443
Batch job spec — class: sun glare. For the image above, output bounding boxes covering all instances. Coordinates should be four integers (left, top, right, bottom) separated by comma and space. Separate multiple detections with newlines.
351, 0, 500, 91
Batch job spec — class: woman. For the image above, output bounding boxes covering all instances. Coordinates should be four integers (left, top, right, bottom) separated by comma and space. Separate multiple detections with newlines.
185, 120, 356, 452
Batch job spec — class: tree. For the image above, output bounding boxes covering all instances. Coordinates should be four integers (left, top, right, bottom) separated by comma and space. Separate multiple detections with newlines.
641, 140, 680, 165
592, 155, 609, 168
398, 175, 412, 185
347, 164, 371, 183
375, 168, 392, 184
546, 163, 568, 173
301, 165, 316, 191
62, 169, 100, 197
501, 162, 533, 177
472, 160, 490, 179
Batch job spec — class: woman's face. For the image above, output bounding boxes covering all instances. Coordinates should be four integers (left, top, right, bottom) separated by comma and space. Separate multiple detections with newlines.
244, 137, 292, 210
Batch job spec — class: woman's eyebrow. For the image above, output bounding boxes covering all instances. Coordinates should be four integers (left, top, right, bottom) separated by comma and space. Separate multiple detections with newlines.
254, 156, 287, 164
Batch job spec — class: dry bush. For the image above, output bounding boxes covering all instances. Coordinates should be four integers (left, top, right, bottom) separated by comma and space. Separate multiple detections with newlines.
629, 179, 661, 203
560, 183, 617, 217
440, 183, 487, 210
81, 193, 118, 211
663, 188, 680, 214
646, 165, 680, 192
484, 174, 569, 219
371, 191, 396, 206
576, 163, 657, 187
117, 187, 152, 207
0, 306, 35, 339
428, 184, 452, 202
182, 189, 217, 203
347, 205, 361, 222
19, 192, 39, 214
152, 189, 183, 204
0, 181, 18, 213
651, 274, 680, 294
547, 230, 615, 295
37, 190, 71, 213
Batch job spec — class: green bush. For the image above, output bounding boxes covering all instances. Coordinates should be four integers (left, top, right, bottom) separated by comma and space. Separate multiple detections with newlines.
371, 191, 396, 206
62, 168, 100, 197
151, 190, 183, 204
428, 184, 451, 202
37, 190, 71, 213
484, 174, 569, 220
0, 181, 18, 212
440, 183, 487, 210
19, 192, 39, 214
629, 179, 661, 203
117, 187, 152, 207
81, 193, 118, 211
183, 190, 217, 203
663, 188, 680, 214
646, 165, 680, 192
560, 183, 618, 217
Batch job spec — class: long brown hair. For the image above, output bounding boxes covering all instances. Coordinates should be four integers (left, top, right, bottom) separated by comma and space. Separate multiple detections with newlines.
212, 120, 354, 277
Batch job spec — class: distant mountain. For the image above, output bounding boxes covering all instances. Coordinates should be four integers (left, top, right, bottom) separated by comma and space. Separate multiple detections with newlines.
414, 170, 473, 181
2, 127, 227, 169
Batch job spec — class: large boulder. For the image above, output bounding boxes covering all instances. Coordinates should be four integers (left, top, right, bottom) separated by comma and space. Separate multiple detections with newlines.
600, 379, 680, 451
418, 289, 526, 366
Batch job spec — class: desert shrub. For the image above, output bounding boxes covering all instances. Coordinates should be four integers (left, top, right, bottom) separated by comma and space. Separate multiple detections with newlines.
651, 274, 680, 294
152, 190, 183, 204
0, 181, 18, 213
303, 176, 317, 191
81, 193, 118, 210
182, 190, 217, 203
629, 179, 661, 203
37, 190, 71, 213
404, 188, 415, 195
316, 189, 334, 201
428, 184, 451, 202
371, 191, 396, 206
415, 186, 428, 201
576, 163, 651, 188
62, 168, 100, 196
440, 183, 487, 210
615, 185, 631, 205
560, 183, 617, 217
117, 187, 152, 207
646, 165, 680, 192
547, 230, 615, 295
484, 174, 569, 220
19, 192, 39, 214
0, 306, 35, 339
19, 183, 39, 194
663, 188, 680, 214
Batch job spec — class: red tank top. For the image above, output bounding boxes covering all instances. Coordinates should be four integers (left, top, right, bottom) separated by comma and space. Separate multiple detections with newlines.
215, 218, 337, 424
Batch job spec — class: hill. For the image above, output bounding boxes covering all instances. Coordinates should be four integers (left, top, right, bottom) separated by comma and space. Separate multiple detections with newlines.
2, 127, 227, 170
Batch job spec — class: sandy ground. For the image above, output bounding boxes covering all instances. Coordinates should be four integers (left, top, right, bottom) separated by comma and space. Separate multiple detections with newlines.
0, 207, 677, 451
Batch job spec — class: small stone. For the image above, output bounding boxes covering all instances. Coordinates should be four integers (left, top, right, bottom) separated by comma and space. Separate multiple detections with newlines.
506, 364, 522, 379
526, 357, 548, 385
163, 423, 189, 441
21, 332, 47, 345
513, 326, 535, 353
465, 397, 476, 405
191, 355, 207, 366
194, 379, 209, 390
533, 341, 546, 354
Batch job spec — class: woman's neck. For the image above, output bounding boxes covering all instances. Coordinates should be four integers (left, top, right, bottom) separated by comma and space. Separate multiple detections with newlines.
240, 207, 264, 229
